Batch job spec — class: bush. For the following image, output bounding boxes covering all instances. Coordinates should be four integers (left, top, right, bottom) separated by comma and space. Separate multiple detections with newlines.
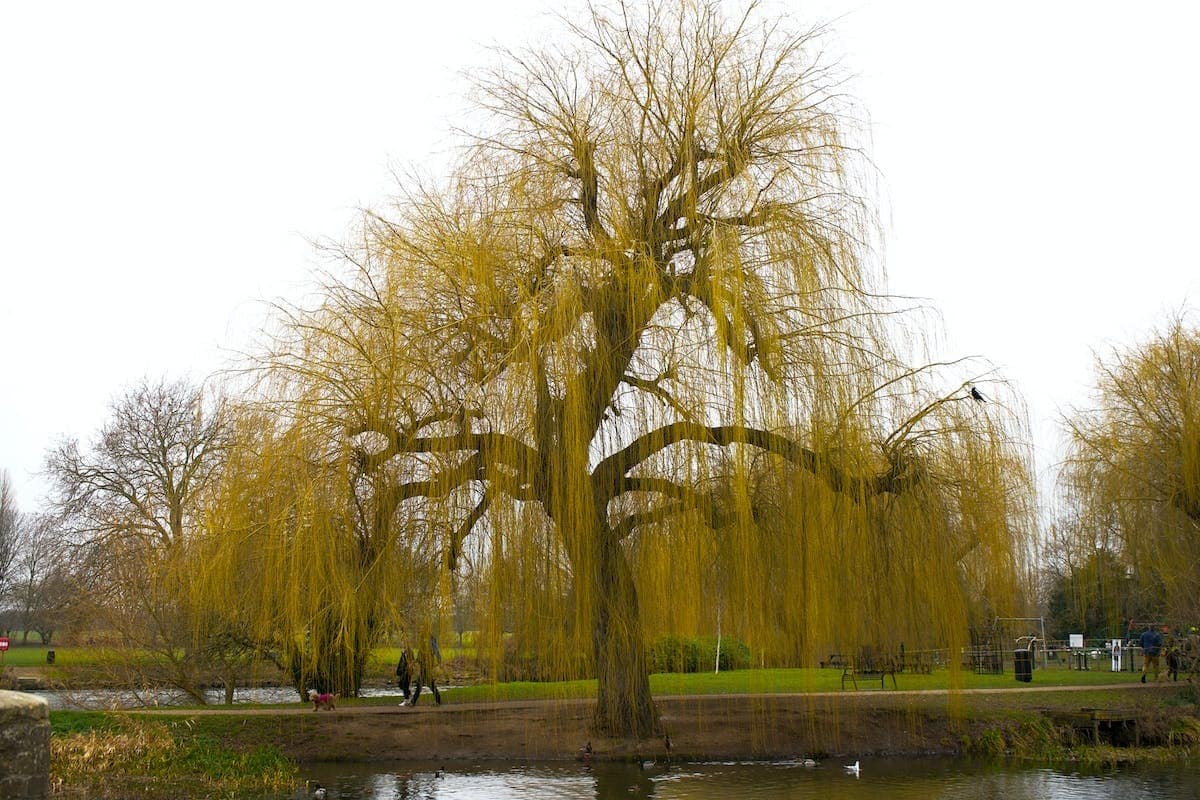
492, 636, 592, 682
647, 635, 750, 674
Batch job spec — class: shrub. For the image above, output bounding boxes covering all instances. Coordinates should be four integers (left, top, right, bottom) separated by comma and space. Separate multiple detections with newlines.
647, 635, 751, 673
492, 636, 591, 682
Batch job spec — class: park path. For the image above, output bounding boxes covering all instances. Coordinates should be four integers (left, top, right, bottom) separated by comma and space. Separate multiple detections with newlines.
126, 680, 1172, 716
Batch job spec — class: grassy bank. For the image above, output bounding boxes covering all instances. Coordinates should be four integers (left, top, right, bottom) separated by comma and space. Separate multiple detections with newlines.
48, 682, 1200, 797
956, 696, 1200, 764
50, 712, 296, 799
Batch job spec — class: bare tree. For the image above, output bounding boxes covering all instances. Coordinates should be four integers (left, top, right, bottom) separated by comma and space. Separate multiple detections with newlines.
9, 513, 73, 644
0, 470, 18, 588
47, 378, 227, 550
45, 377, 230, 701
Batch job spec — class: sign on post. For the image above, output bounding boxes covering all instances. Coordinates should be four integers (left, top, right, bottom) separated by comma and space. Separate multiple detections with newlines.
0, 637, 9, 651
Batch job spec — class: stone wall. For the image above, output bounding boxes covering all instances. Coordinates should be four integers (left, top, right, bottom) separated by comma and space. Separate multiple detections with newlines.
0, 690, 50, 800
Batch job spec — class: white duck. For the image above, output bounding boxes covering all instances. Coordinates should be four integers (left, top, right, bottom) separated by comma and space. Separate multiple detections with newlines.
844, 760, 860, 777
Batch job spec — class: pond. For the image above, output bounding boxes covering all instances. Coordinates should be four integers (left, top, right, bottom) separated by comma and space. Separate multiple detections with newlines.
283, 758, 1200, 800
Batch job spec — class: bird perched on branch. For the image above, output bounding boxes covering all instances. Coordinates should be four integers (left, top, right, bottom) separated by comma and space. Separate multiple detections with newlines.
969, 385, 986, 403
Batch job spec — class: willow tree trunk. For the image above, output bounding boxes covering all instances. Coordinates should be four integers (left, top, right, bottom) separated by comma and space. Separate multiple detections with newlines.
287, 614, 370, 699
288, 646, 367, 699
591, 528, 658, 738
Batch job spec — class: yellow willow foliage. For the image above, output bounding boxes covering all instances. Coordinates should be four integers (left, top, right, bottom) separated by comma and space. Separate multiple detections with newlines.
194, 409, 437, 693
1061, 315, 1200, 624
200, 0, 1035, 735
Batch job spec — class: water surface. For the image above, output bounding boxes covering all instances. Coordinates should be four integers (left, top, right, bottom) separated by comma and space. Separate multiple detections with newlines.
34, 685, 401, 710
287, 758, 1200, 800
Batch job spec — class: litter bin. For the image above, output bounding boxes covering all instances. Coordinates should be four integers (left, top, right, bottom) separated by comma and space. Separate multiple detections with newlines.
46, 650, 56, 664
1014, 648, 1032, 682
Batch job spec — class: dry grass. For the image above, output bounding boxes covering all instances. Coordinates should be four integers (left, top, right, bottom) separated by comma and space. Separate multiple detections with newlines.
51, 717, 296, 799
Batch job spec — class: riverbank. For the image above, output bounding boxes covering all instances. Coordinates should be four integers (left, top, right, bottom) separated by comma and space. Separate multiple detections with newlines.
61, 683, 1200, 761
47, 682, 1200, 797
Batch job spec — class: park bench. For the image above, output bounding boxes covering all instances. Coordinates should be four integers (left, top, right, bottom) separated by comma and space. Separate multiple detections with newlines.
905, 651, 934, 674
841, 650, 899, 690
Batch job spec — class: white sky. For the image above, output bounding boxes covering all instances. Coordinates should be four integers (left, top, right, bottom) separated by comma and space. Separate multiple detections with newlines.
2, 1, 1198, 513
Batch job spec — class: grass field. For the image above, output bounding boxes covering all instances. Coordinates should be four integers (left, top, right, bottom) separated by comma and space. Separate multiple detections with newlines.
0, 644, 91, 668
372, 662, 1150, 707
6, 639, 1160, 710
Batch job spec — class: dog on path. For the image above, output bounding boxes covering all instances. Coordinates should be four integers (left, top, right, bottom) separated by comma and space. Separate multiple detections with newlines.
307, 689, 339, 711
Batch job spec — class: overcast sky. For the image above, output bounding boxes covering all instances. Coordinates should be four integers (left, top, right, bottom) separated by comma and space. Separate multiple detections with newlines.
2, 1, 1198, 512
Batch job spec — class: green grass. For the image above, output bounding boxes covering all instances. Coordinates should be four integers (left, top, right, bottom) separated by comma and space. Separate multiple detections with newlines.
330, 663, 1148, 709
371, 643, 474, 667
50, 711, 124, 736
0, 644, 96, 668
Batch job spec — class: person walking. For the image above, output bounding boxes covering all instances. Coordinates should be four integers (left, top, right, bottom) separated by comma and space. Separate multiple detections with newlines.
1140, 625, 1164, 683
408, 644, 442, 706
1164, 626, 1180, 682
395, 647, 413, 705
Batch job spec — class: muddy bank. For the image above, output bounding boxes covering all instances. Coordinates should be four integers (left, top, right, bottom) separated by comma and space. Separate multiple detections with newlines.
139, 684, 1198, 763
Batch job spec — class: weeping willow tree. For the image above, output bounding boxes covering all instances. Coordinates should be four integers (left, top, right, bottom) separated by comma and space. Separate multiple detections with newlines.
214, 0, 1034, 737
1060, 315, 1200, 627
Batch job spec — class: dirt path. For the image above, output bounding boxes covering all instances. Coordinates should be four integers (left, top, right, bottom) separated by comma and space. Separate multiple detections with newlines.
128, 679, 1164, 716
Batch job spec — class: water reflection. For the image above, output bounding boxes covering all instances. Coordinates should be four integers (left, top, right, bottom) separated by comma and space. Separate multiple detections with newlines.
289, 759, 1200, 800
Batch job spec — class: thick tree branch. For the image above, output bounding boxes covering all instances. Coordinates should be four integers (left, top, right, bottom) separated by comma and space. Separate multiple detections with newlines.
570, 138, 612, 245
611, 502, 684, 540
370, 431, 542, 524
448, 492, 491, 571
593, 422, 912, 505
358, 428, 537, 478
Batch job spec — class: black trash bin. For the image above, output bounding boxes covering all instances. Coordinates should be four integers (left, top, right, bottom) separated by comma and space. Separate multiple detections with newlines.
1014, 648, 1032, 682
46, 649, 56, 664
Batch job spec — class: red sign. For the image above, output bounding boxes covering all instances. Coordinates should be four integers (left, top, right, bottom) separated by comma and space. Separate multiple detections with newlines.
0, 637, 8, 652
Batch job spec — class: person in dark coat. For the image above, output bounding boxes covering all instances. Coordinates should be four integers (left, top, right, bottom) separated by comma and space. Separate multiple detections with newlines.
409, 643, 442, 706
1164, 627, 1180, 682
1140, 625, 1163, 683
396, 647, 413, 705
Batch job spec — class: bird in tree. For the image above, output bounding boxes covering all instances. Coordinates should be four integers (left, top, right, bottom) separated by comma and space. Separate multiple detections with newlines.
970, 386, 986, 403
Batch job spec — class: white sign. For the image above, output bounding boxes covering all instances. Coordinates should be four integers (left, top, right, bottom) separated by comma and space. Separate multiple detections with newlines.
1069, 633, 1084, 649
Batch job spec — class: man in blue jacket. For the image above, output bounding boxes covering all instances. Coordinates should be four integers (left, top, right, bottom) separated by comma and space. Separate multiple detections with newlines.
1140, 625, 1164, 683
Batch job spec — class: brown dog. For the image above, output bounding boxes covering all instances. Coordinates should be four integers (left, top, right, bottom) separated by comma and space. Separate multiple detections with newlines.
307, 689, 339, 711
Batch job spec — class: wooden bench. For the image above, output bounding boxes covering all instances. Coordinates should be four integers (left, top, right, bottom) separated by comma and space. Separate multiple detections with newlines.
906, 652, 934, 674
841, 653, 899, 690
